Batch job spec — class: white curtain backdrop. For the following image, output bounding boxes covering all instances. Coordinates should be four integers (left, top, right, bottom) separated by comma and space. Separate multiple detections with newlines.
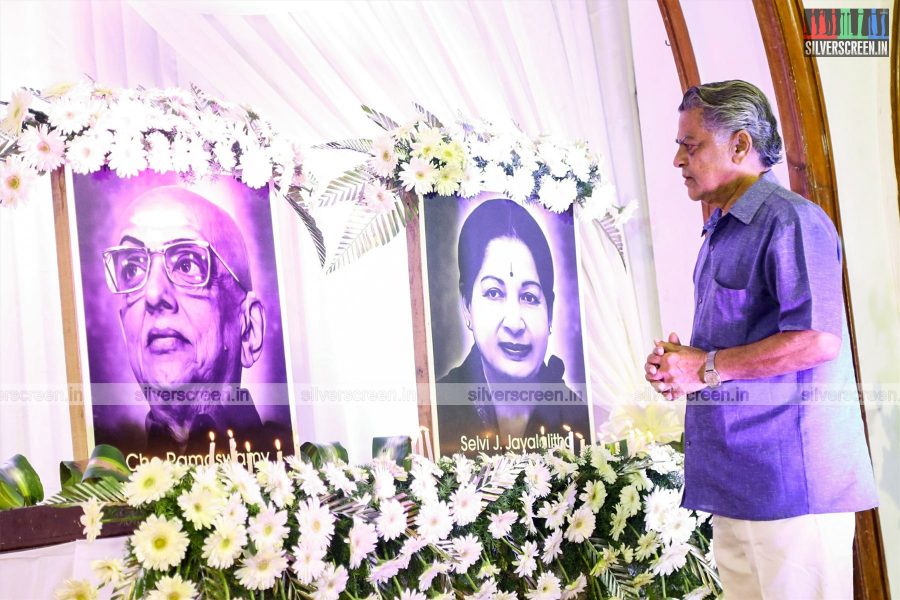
0, 0, 667, 484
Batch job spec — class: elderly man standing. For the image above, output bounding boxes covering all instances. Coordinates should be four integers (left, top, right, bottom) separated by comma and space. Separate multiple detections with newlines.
644, 80, 877, 598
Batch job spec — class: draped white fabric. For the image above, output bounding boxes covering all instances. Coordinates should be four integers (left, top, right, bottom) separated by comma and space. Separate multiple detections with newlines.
0, 0, 668, 481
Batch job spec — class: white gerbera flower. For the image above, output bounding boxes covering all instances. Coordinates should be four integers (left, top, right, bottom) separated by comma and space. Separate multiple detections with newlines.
619, 485, 641, 517
296, 496, 336, 550
66, 131, 110, 174
248, 504, 289, 551
235, 548, 288, 591
239, 144, 271, 189
565, 504, 596, 543
0, 155, 36, 207
542, 527, 563, 564
79, 498, 102, 542
566, 148, 591, 181
322, 462, 356, 495
214, 139, 237, 171
131, 514, 189, 570
415, 500, 453, 543
399, 589, 427, 600
644, 488, 682, 532
202, 520, 248, 568
48, 98, 90, 135
222, 461, 264, 507
364, 181, 397, 214
562, 574, 587, 599
18, 124, 66, 172
526, 571, 562, 600
312, 564, 348, 600
458, 162, 482, 198
525, 461, 552, 498
494, 592, 518, 600
411, 126, 443, 160
513, 540, 538, 577
106, 135, 146, 179
520, 491, 537, 533
434, 165, 462, 196
450, 483, 482, 526
538, 500, 567, 531
291, 538, 327, 584
124, 458, 175, 506
652, 542, 690, 576
634, 531, 659, 561
347, 516, 378, 568
147, 574, 197, 600
369, 135, 398, 177
399, 156, 436, 196
177, 486, 222, 530
477, 561, 501, 579
1, 89, 33, 135
144, 131, 172, 174
661, 508, 697, 546
451, 534, 482, 573
579, 480, 607, 513
376, 497, 406, 541
610, 503, 629, 541
90, 558, 124, 587
506, 167, 535, 202
54, 579, 98, 600
488, 510, 517, 538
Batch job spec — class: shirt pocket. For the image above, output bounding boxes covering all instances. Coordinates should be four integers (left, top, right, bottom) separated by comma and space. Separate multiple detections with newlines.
707, 278, 752, 348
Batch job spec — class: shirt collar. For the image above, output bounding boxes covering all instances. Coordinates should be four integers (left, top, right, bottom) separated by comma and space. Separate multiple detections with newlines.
700, 170, 777, 235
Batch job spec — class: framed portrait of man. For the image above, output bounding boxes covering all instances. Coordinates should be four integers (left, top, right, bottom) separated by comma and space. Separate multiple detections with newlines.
61, 168, 296, 466
421, 193, 593, 458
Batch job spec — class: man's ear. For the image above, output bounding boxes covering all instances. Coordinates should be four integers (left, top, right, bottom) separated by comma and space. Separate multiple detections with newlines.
240, 291, 265, 368
732, 130, 754, 163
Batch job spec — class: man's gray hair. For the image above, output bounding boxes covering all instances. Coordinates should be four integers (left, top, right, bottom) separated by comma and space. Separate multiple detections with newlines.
679, 80, 783, 168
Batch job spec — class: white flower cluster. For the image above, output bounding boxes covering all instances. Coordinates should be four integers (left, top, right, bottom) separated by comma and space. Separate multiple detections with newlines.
0, 81, 308, 208
59, 443, 718, 600
362, 110, 626, 220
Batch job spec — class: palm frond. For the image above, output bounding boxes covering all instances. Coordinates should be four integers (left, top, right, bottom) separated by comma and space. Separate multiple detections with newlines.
313, 139, 373, 154
361, 105, 399, 131
413, 103, 444, 129
688, 544, 722, 591
598, 559, 639, 599
43, 476, 126, 505
324, 199, 417, 274
315, 164, 368, 208
599, 213, 626, 264
284, 191, 327, 267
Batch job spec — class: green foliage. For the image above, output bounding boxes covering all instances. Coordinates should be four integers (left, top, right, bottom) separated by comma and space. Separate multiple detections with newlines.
0, 453, 43, 507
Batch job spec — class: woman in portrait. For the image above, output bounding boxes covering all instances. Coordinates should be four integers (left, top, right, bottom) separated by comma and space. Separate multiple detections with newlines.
437, 199, 587, 457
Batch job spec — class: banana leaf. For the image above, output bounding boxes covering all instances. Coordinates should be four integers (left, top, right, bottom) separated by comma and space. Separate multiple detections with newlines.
371, 436, 411, 464
83, 444, 130, 482
298, 441, 348, 469
0, 454, 43, 506
59, 461, 83, 490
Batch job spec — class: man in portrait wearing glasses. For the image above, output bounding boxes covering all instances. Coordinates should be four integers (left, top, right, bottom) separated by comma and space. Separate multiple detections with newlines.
102, 185, 283, 455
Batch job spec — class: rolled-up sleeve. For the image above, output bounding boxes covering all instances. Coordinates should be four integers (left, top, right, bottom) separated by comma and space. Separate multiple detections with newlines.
764, 205, 844, 337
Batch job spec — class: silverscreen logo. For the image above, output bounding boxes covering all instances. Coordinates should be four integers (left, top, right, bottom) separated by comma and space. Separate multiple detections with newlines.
803, 8, 890, 57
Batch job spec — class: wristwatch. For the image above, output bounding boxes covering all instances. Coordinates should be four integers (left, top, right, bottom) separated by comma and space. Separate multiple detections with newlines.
704, 350, 721, 388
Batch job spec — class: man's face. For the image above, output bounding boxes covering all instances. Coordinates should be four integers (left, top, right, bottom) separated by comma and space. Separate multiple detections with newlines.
466, 237, 550, 382
115, 191, 245, 388
673, 108, 738, 202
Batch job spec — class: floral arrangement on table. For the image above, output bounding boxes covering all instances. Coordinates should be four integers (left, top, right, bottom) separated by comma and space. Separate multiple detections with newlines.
0, 80, 325, 263
316, 105, 633, 272
54, 442, 719, 600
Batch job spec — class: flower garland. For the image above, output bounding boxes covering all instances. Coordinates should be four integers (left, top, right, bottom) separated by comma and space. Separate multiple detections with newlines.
353, 106, 624, 220
0, 81, 310, 208
55, 443, 720, 600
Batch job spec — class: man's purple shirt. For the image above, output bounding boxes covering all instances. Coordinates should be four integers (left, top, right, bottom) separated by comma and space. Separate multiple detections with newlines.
682, 171, 878, 520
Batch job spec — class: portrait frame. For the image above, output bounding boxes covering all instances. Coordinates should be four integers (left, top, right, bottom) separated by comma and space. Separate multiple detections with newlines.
52, 167, 299, 465
415, 191, 595, 458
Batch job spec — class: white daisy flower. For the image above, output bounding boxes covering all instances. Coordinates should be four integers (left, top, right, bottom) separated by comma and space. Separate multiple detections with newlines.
619, 485, 641, 517
450, 483, 482, 526
538, 175, 577, 213
399, 156, 436, 197
651, 542, 690, 576
410, 126, 443, 160
538, 500, 567, 531
369, 135, 398, 177
239, 144, 271, 189
660, 508, 697, 546
1, 89, 33, 135
526, 571, 562, 600
106, 135, 146, 178
147, 574, 197, 600
542, 528, 563, 564
291, 538, 326, 584
347, 516, 378, 568
488, 510, 517, 538
79, 498, 102, 542
322, 462, 356, 495
524, 461, 552, 498
451, 534, 482, 573
90, 558, 124, 587
0, 155, 36, 207
506, 167, 536, 202
202, 520, 248, 568
562, 574, 587, 599
235, 548, 288, 591
54, 579, 98, 600
214, 139, 237, 171
131, 514, 189, 571
399, 589, 427, 600
364, 181, 397, 214
177, 486, 222, 530
565, 504, 596, 543
368, 557, 403, 585
579, 480, 607, 514
513, 540, 538, 577
18, 124, 66, 172
248, 504, 289, 551
477, 561, 500, 579
124, 457, 175, 507
375, 497, 406, 541
415, 500, 453, 543
222, 461, 264, 507
312, 564, 348, 600
48, 98, 90, 135
610, 503, 629, 541
634, 531, 659, 561
458, 162, 482, 198
417, 562, 450, 592
295, 496, 336, 550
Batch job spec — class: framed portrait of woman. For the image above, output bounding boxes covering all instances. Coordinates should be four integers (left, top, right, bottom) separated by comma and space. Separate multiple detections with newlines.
421, 193, 593, 457
56, 167, 297, 466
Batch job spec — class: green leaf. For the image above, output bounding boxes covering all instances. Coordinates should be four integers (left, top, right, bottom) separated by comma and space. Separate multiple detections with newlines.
312, 139, 373, 154
414, 103, 444, 129
284, 191, 327, 267
83, 444, 130, 482
43, 477, 126, 506
59, 461, 83, 490
0, 454, 43, 505
324, 198, 418, 273
361, 105, 399, 131
298, 442, 348, 469
0, 477, 25, 510
315, 164, 368, 208
371, 436, 411, 464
